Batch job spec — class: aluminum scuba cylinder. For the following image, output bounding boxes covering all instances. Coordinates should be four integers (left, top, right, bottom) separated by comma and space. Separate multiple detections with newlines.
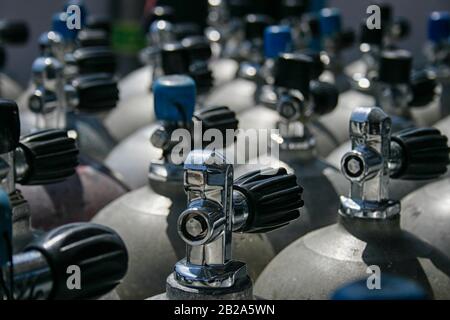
0, 19, 29, 100
149, 149, 303, 300
106, 75, 239, 189
93, 75, 280, 299
255, 106, 450, 300
237, 53, 348, 252
0, 222, 128, 300
327, 49, 440, 179
0, 99, 79, 251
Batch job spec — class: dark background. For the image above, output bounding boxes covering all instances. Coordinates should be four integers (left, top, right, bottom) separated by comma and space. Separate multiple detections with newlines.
1, 0, 449, 87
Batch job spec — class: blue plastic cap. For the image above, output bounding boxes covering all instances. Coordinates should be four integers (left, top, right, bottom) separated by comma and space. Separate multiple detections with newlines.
0, 189, 12, 268
52, 12, 78, 41
319, 8, 342, 37
428, 11, 450, 44
153, 75, 196, 122
264, 25, 293, 59
331, 275, 429, 300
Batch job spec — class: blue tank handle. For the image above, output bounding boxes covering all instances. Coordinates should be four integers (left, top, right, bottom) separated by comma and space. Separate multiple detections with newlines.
0, 189, 12, 269
264, 25, 293, 59
428, 11, 450, 44
153, 75, 196, 123
331, 274, 429, 300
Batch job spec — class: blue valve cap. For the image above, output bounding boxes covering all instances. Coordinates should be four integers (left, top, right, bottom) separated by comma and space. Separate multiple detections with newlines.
428, 11, 450, 44
331, 275, 429, 300
52, 12, 79, 41
264, 25, 293, 59
319, 7, 341, 37
153, 75, 196, 122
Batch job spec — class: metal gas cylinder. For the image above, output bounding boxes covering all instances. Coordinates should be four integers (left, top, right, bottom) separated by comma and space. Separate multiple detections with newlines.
0, 222, 128, 300
327, 49, 440, 176
93, 77, 281, 299
149, 149, 303, 300
106, 75, 240, 189
255, 106, 450, 300
0, 99, 80, 252
206, 23, 293, 120
0, 19, 29, 100
237, 53, 348, 252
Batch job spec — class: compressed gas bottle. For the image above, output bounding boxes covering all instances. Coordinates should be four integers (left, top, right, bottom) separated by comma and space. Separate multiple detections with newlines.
332, 275, 429, 300
149, 150, 303, 300
93, 77, 284, 299
236, 53, 348, 252
327, 49, 440, 179
0, 99, 80, 252
255, 107, 450, 300
0, 19, 29, 100
106, 75, 239, 189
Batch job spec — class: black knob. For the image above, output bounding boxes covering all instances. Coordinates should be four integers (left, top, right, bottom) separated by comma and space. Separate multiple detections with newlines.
0, 46, 5, 69
17, 129, 79, 185
233, 168, 303, 233
360, 20, 383, 46
193, 106, 239, 148
244, 14, 274, 41
161, 42, 191, 75
181, 36, 212, 62
391, 128, 450, 180
337, 28, 355, 49
281, 0, 307, 19
409, 70, 438, 107
71, 73, 119, 112
25, 223, 128, 300
86, 15, 112, 35
379, 3, 393, 24
298, 49, 324, 79
0, 20, 29, 45
77, 29, 110, 48
0, 99, 20, 154
71, 47, 116, 74
304, 13, 321, 37
378, 49, 412, 85
274, 53, 313, 97
310, 81, 339, 115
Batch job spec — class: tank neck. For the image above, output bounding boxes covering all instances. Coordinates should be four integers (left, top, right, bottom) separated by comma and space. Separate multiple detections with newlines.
338, 213, 402, 241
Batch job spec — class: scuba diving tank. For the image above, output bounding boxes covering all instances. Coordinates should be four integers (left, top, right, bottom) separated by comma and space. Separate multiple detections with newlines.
106, 75, 238, 189
400, 132, 450, 260
327, 49, 440, 175
93, 76, 282, 300
0, 221, 128, 300
206, 23, 294, 118
331, 275, 429, 300
149, 149, 303, 300
255, 106, 450, 300
0, 19, 29, 100
237, 53, 348, 252
0, 99, 79, 251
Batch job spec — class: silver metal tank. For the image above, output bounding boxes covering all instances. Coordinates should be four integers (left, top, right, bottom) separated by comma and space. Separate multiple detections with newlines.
255, 106, 450, 300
